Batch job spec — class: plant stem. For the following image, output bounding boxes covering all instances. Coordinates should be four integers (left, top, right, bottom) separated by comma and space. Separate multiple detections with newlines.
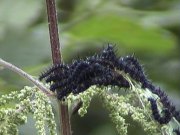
45, 0, 71, 135
0, 58, 53, 97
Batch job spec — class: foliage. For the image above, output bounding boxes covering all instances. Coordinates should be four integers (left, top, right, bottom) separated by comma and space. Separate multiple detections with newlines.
1, 51, 179, 134
1, 75, 179, 135
67, 78, 180, 135
0, 0, 180, 134
0, 86, 57, 135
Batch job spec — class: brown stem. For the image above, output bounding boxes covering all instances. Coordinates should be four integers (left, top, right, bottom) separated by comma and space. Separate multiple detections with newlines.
45, 0, 71, 135
0, 59, 53, 97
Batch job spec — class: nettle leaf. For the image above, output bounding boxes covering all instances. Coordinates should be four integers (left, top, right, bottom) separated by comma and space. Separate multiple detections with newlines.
0, 25, 51, 90
67, 15, 176, 55
0, 0, 43, 28
0, 25, 51, 67
141, 10, 180, 28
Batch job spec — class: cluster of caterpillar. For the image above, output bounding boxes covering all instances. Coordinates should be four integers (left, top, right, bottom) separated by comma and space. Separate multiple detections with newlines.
39, 44, 180, 134
39, 45, 130, 99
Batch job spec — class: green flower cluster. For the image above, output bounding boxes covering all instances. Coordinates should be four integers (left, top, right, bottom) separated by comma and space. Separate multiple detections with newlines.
0, 86, 57, 135
67, 86, 101, 117
32, 88, 57, 135
0, 77, 179, 135
0, 86, 33, 135
67, 77, 178, 135
101, 89, 160, 135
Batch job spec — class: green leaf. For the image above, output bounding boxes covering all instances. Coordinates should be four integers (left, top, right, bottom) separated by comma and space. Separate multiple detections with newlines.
0, 0, 43, 28
0, 25, 51, 67
67, 15, 176, 55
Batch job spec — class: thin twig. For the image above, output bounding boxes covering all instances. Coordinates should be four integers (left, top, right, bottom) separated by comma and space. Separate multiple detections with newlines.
70, 100, 83, 116
45, 0, 71, 135
0, 58, 54, 97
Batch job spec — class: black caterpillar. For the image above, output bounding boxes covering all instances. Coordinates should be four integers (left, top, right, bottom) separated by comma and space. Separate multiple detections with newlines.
148, 98, 172, 124
39, 44, 180, 133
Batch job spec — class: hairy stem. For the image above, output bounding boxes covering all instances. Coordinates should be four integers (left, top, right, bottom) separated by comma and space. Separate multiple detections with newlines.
0, 58, 53, 96
45, 0, 71, 135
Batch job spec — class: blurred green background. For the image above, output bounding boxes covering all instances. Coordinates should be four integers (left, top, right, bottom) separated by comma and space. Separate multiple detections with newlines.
0, 0, 180, 135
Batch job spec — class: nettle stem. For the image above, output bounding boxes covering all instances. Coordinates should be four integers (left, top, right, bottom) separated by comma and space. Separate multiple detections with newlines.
45, 0, 71, 135
0, 58, 52, 96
